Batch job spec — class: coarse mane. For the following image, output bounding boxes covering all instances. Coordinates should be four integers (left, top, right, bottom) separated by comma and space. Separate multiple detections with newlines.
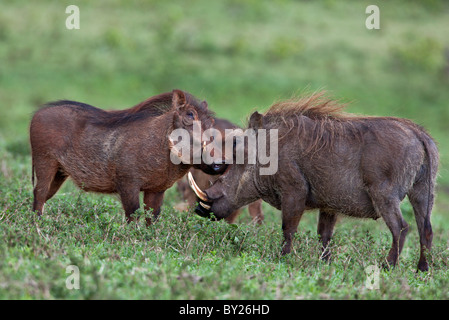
263, 91, 351, 123
45, 90, 212, 127
259, 91, 363, 154
98, 91, 207, 126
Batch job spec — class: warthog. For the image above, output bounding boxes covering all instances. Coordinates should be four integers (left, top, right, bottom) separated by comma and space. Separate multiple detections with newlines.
176, 118, 264, 224
190, 92, 439, 271
30, 89, 215, 224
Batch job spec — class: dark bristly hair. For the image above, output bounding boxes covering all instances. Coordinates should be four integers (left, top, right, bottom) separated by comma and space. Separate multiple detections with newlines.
256, 91, 359, 154
43, 91, 214, 127
258, 90, 432, 155
263, 91, 349, 121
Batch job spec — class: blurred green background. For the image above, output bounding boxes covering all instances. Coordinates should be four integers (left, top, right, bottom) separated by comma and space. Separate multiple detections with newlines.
1, 0, 448, 196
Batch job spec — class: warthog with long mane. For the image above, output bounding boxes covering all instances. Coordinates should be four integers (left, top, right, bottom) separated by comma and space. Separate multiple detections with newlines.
190, 92, 439, 271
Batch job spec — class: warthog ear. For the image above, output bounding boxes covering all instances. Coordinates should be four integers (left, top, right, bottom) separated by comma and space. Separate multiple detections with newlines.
249, 111, 264, 130
172, 89, 186, 107
200, 100, 208, 109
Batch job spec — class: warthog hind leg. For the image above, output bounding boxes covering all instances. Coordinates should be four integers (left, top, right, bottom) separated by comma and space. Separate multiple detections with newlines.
408, 179, 434, 272
370, 193, 409, 269
317, 210, 338, 262
32, 160, 65, 216
143, 191, 165, 225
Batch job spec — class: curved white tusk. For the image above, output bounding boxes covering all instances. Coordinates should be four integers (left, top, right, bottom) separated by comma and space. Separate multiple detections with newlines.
199, 202, 211, 210
187, 171, 209, 202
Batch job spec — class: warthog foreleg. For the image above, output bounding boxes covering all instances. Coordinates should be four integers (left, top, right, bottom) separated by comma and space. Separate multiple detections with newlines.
281, 194, 305, 255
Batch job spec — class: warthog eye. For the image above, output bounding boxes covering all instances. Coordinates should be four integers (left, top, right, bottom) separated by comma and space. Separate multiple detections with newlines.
211, 162, 228, 174
186, 111, 195, 120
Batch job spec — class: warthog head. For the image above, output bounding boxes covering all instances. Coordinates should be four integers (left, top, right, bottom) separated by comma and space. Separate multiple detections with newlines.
188, 111, 271, 217
168, 90, 228, 175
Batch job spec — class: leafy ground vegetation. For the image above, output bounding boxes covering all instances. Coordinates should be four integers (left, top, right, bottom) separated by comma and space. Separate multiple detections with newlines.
1, 0, 449, 299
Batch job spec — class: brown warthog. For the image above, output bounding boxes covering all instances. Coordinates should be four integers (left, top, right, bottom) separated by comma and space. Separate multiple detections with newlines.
176, 118, 264, 224
30, 89, 215, 224
190, 92, 439, 272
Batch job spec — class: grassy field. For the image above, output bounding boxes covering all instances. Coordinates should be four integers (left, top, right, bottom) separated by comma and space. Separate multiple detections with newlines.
1, 0, 449, 300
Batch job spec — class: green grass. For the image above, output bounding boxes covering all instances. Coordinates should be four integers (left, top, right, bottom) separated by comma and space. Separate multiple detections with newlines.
1, 0, 449, 299
1, 160, 449, 299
